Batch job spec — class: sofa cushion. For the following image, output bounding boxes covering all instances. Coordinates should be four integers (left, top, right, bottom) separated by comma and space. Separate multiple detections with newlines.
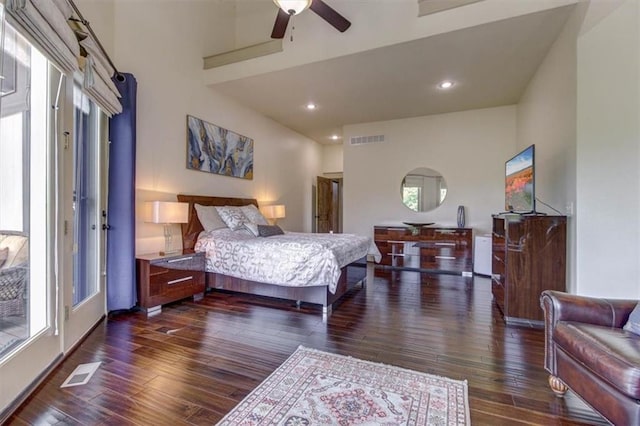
0, 234, 28, 269
0, 247, 8, 268
554, 321, 640, 399
624, 302, 640, 335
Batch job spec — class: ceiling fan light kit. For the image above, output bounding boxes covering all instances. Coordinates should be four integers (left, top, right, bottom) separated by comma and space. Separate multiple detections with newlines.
271, 0, 351, 39
273, 0, 312, 15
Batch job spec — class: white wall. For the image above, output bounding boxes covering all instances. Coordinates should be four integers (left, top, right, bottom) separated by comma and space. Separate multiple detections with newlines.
343, 105, 516, 239
576, 0, 640, 298
516, 4, 584, 292
322, 144, 343, 174
102, 1, 322, 253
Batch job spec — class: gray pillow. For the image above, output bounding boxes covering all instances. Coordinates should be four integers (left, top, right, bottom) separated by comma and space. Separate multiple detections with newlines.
624, 303, 640, 335
216, 206, 248, 231
194, 204, 227, 231
243, 222, 260, 237
241, 204, 269, 226
258, 224, 284, 237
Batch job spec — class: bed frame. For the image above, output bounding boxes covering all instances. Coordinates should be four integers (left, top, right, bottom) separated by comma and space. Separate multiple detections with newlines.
177, 194, 366, 318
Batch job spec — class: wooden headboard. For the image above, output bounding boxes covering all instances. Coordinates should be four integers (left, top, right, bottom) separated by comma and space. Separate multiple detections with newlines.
177, 194, 259, 251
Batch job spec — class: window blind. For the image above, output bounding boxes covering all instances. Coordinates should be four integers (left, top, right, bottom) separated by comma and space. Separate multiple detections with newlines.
5, 0, 79, 75
80, 36, 122, 116
5, 0, 122, 116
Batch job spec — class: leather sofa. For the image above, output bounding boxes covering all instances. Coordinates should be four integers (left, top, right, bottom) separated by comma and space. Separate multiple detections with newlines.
540, 290, 640, 425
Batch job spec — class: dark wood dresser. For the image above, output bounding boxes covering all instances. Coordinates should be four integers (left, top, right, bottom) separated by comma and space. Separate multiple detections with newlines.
374, 226, 473, 275
492, 214, 566, 326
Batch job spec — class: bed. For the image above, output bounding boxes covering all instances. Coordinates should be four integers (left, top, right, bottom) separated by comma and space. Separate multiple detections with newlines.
177, 194, 372, 318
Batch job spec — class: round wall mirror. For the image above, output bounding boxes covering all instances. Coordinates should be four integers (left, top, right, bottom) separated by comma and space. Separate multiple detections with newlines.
401, 167, 447, 212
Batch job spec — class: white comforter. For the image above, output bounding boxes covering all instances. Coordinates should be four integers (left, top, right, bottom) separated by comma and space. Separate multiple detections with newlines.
194, 229, 378, 294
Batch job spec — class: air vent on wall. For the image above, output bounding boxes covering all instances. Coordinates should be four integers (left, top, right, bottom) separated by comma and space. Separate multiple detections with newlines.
350, 134, 385, 146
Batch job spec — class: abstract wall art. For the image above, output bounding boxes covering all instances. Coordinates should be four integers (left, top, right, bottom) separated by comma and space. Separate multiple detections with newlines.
186, 115, 254, 180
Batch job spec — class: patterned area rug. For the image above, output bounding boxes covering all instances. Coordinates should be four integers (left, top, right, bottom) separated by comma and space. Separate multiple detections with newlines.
217, 346, 470, 425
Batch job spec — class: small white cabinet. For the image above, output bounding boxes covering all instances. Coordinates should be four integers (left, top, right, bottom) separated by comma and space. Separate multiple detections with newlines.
473, 235, 492, 276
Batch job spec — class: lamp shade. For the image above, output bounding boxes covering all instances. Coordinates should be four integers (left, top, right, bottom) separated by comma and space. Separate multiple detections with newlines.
273, 0, 312, 15
144, 201, 188, 224
261, 204, 286, 219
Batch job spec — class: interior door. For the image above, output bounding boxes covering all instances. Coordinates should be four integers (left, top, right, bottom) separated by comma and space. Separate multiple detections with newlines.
317, 176, 332, 233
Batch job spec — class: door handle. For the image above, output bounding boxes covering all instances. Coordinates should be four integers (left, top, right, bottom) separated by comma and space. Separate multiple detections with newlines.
102, 224, 111, 230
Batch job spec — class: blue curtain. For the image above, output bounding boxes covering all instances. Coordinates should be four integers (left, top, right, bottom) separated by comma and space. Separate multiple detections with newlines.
107, 73, 137, 311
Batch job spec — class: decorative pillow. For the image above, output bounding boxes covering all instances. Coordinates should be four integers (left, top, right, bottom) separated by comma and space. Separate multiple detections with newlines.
194, 204, 228, 232
243, 222, 260, 237
258, 224, 284, 237
216, 206, 248, 231
241, 204, 269, 226
624, 303, 640, 335
0, 247, 8, 268
0, 235, 28, 268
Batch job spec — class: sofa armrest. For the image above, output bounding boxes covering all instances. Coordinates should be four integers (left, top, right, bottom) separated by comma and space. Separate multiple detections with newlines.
540, 290, 637, 328
540, 290, 638, 375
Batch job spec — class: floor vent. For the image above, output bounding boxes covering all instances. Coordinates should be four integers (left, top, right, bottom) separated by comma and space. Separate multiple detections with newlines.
349, 134, 385, 146
60, 361, 101, 388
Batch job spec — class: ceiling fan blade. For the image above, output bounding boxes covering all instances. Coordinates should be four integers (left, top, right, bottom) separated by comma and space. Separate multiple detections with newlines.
309, 0, 351, 32
271, 8, 291, 39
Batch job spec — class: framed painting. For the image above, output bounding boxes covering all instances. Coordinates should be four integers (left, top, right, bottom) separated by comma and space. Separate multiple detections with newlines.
186, 115, 254, 180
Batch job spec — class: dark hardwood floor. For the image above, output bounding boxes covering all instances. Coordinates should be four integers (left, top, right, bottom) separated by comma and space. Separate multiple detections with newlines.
7, 266, 607, 425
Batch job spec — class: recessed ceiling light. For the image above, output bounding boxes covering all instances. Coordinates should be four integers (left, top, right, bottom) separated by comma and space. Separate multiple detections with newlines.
438, 80, 454, 90
306, 103, 317, 110
331, 135, 340, 140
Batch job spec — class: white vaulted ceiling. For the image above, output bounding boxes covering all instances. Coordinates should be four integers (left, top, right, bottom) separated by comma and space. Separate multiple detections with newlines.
204, 0, 576, 143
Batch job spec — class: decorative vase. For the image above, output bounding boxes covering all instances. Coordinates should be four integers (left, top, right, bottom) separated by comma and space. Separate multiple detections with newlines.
457, 205, 465, 228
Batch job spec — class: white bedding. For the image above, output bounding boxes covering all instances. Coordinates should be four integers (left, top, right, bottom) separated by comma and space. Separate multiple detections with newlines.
194, 229, 379, 294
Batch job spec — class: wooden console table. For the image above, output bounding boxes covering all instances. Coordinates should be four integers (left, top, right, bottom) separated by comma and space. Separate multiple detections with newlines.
374, 226, 473, 275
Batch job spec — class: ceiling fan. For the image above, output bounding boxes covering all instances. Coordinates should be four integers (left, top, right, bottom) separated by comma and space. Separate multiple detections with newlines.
271, 0, 351, 39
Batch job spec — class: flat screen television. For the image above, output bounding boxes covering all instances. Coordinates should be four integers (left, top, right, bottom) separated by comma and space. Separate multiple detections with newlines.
505, 144, 535, 213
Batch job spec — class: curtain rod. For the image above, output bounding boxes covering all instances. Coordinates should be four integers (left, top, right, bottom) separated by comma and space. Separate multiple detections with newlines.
67, 0, 124, 81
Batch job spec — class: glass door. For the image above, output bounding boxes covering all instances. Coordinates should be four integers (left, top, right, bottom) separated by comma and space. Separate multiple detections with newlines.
62, 86, 107, 351
0, 13, 62, 411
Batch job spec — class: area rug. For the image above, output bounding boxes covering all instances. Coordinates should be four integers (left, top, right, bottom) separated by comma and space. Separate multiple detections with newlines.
217, 346, 470, 425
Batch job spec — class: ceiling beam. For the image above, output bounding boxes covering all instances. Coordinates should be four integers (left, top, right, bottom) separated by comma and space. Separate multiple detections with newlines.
418, 0, 484, 17
204, 40, 283, 70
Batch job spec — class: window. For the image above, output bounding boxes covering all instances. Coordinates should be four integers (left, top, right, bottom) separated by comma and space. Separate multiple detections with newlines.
0, 19, 49, 358
402, 186, 421, 212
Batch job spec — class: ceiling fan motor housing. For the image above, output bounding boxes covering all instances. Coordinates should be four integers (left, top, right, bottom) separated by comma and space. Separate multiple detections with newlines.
273, 0, 312, 15
271, 0, 351, 39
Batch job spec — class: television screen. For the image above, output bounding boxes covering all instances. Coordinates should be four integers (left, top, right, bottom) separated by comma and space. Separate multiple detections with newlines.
505, 145, 535, 213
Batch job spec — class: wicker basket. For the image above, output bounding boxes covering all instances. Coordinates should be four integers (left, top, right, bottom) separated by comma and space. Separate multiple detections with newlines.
0, 266, 27, 318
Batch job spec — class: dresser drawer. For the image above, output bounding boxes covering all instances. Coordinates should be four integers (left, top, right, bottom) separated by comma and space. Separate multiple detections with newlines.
420, 254, 471, 271
148, 267, 202, 295
420, 228, 471, 242
151, 254, 205, 271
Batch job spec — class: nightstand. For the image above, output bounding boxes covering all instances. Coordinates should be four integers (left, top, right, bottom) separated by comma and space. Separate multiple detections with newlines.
136, 251, 206, 316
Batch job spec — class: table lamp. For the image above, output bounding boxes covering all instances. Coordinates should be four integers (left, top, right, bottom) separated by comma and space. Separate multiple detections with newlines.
260, 204, 286, 225
144, 201, 189, 255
